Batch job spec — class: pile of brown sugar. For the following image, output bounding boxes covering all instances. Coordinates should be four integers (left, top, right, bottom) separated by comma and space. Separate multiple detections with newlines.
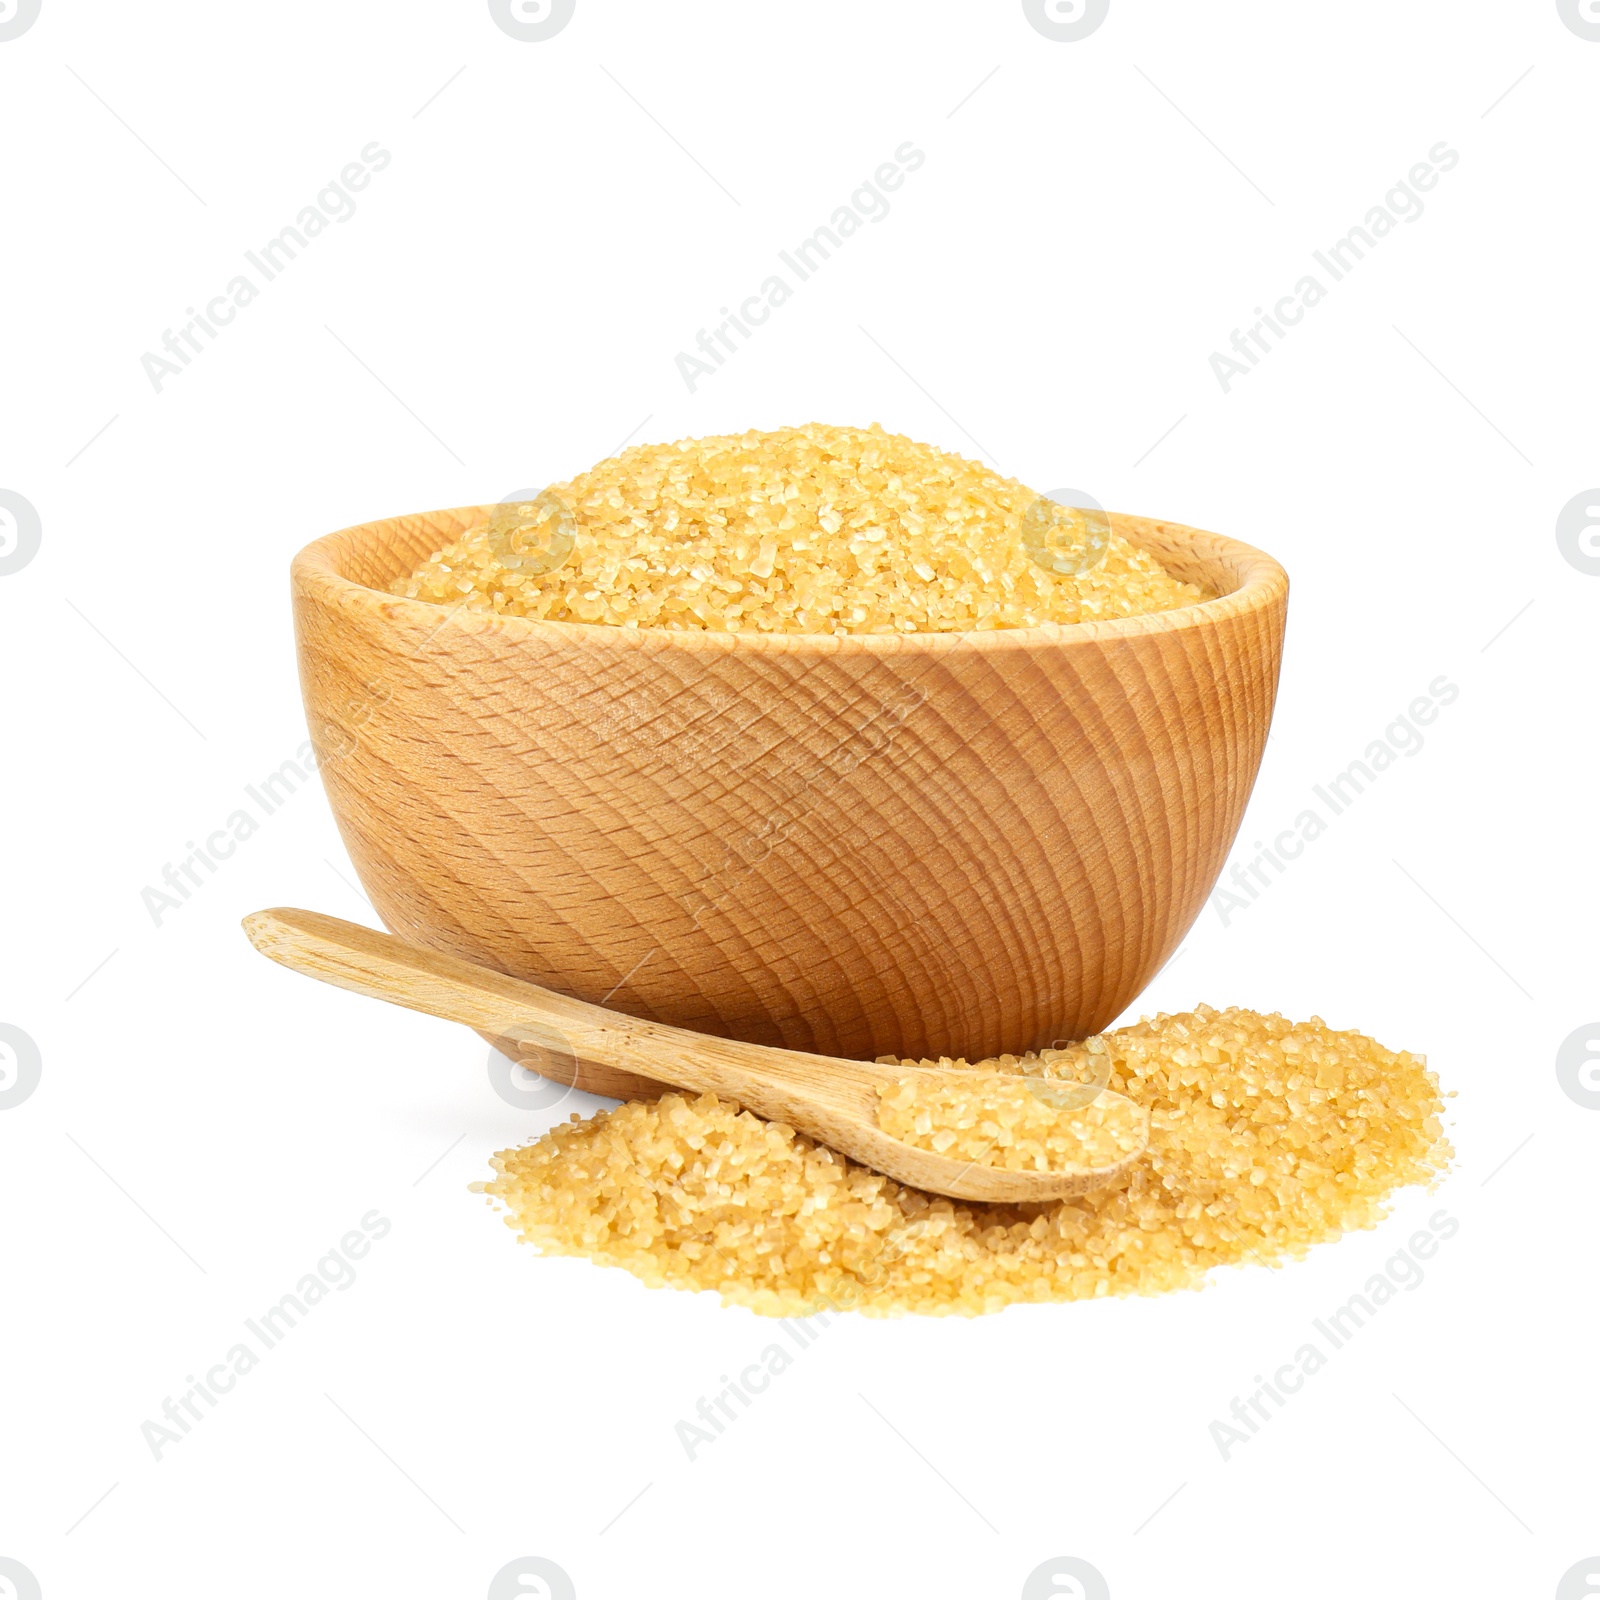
390, 422, 1207, 634
478, 1005, 1452, 1317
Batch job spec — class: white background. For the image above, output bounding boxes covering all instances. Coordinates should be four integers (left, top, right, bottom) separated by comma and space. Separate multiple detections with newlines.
3, 2, 1597, 1597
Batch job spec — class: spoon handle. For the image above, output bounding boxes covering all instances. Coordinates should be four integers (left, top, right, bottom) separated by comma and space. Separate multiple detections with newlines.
241, 906, 678, 1063
240, 907, 882, 1115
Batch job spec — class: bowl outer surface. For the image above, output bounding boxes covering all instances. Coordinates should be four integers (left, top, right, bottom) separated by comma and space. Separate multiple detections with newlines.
292, 506, 1287, 1064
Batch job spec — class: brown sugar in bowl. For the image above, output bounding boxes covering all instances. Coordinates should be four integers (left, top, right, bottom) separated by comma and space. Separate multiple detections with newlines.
292, 506, 1287, 1098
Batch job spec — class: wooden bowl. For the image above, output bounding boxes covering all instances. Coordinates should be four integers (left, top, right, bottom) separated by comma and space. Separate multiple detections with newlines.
293, 507, 1287, 1099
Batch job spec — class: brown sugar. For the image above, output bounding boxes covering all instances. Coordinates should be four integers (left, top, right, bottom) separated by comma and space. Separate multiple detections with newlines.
478, 1005, 1453, 1317
875, 1072, 1146, 1172
390, 422, 1206, 634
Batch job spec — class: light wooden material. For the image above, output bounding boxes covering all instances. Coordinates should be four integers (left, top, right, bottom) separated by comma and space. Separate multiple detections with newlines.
243, 907, 1147, 1202
293, 505, 1287, 1099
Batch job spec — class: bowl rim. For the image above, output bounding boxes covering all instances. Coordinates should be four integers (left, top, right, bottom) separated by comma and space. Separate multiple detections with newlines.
293, 503, 1288, 656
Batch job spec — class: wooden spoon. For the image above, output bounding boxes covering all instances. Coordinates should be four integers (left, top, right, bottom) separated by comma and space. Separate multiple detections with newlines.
241, 907, 1148, 1203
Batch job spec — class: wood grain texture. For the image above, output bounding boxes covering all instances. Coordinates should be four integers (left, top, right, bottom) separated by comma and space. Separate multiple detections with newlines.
243, 907, 1145, 1202
292, 505, 1287, 1098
